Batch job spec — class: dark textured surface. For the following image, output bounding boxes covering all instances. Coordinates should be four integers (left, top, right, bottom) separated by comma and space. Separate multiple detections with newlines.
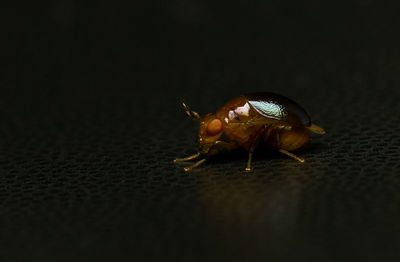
2, 1, 400, 261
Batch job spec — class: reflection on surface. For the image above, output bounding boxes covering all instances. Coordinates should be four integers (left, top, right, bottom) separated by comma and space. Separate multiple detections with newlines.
194, 158, 326, 255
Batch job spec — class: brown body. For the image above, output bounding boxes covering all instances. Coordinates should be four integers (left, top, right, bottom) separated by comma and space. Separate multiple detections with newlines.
175, 92, 325, 171
214, 95, 310, 152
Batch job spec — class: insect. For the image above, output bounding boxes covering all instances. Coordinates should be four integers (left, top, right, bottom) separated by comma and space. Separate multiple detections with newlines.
174, 92, 325, 171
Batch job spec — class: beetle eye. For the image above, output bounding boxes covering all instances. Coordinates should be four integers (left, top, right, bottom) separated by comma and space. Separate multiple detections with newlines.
206, 119, 222, 136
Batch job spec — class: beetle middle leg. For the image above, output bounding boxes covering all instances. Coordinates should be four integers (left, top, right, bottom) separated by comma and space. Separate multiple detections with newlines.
245, 125, 269, 172
245, 151, 253, 171
246, 139, 260, 172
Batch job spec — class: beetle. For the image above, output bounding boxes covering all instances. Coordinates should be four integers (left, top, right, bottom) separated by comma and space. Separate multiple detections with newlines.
174, 92, 325, 171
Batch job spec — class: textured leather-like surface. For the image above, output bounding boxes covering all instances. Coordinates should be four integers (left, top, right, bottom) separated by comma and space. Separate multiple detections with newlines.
2, 1, 400, 261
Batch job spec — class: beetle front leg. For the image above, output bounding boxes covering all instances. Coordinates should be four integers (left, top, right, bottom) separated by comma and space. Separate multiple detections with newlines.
180, 141, 238, 172
173, 152, 201, 163
176, 141, 238, 171
184, 159, 207, 171
205, 140, 239, 158
214, 140, 238, 151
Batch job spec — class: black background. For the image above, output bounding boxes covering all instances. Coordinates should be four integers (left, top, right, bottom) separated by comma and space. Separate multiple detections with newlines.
1, 0, 400, 261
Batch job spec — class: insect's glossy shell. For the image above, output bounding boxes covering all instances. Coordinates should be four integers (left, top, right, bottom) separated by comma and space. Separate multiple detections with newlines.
216, 92, 311, 127
214, 92, 312, 151
243, 92, 311, 127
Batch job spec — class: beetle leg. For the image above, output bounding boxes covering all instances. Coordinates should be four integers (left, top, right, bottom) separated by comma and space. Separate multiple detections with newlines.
246, 143, 258, 172
245, 151, 253, 171
173, 152, 201, 163
278, 149, 304, 163
204, 140, 238, 157
215, 140, 238, 151
184, 159, 206, 172
274, 129, 305, 163
245, 125, 269, 172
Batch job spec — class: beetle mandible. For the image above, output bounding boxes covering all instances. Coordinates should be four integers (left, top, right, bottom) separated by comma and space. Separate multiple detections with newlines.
174, 92, 325, 171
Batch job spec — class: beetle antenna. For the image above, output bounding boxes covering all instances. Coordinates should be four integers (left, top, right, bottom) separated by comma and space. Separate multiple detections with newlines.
181, 101, 200, 120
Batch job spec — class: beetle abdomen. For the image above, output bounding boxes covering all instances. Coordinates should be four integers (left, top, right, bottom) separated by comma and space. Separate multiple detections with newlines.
277, 127, 310, 151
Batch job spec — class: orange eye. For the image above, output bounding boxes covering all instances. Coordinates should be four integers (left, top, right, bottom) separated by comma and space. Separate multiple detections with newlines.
206, 119, 222, 136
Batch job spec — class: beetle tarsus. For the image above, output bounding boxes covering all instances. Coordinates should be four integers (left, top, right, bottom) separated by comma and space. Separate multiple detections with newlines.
278, 149, 304, 163
173, 152, 201, 163
184, 159, 206, 171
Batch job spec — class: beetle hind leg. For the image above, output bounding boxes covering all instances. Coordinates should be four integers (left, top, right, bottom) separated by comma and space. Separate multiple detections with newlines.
278, 149, 304, 163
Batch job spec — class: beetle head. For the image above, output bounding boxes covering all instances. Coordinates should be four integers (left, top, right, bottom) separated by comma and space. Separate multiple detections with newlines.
181, 102, 223, 155
197, 113, 223, 155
